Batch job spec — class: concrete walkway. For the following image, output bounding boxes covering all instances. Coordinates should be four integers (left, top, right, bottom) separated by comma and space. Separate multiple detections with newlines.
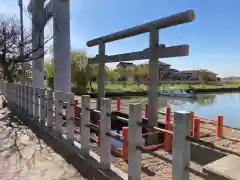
0, 107, 111, 180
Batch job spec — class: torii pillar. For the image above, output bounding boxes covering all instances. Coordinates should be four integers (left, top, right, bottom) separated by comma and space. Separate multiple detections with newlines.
30, 0, 45, 88
28, 0, 71, 93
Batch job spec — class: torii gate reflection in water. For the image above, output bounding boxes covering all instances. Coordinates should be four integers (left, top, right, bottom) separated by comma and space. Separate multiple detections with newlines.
87, 10, 195, 144
27, 0, 71, 93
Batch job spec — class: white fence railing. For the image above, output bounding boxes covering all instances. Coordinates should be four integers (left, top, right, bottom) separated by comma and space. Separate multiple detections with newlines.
1, 80, 192, 180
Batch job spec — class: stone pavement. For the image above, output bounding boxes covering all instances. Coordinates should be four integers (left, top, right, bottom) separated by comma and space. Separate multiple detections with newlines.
0, 107, 112, 180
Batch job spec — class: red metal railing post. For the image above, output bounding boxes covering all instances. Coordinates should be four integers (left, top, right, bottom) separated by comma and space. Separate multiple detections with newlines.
74, 99, 79, 117
164, 106, 172, 152
122, 127, 128, 162
116, 98, 120, 112
216, 115, 223, 137
144, 104, 148, 119
193, 117, 200, 140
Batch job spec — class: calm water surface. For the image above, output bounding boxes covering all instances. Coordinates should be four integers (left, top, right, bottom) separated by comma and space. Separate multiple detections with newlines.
127, 93, 240, 129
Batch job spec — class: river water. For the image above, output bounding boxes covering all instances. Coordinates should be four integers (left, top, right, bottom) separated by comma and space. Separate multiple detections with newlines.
126, 93, 240, 129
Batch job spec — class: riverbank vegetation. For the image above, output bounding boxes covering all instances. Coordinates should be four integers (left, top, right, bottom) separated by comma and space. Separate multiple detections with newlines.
86, 81, 240, 92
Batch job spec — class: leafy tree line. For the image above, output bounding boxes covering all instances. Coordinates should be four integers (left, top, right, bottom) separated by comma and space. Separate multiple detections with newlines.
45, 51, 91, 94
44, 57, 151, 93
0, 14, 52, 84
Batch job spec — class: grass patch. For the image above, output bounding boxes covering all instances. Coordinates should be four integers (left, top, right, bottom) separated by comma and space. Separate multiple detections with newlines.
86, 82, 240, 92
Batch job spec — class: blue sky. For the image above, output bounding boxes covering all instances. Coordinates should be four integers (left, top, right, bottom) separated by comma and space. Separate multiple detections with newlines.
1, 0, 240, 77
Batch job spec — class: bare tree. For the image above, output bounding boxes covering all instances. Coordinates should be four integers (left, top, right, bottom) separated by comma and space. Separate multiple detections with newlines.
0, 14, 52, 83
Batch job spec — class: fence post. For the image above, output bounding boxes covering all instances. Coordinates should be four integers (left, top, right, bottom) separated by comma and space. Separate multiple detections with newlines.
39, 88, 46, 126
8, 83, 11, 107
25, 85, 28, 114
29, 86, 33, 117
20, 84, 22, 111
0, 79, 2, 95
13, 83, 17, 107
34, 88, 40, 122
1, 80, 3, 95
12, 83, 15, 107
172, 111, 191, 180
26, 86, 30, 115
22, 85, 26, 113
15, 84, 17, 108
128, 103, 142, 180
55, 91, 63, 135
4, 81, 6, 98
100, 98, 111, 169
15, 84, 18, 107
81, 95, 90, 156
47, 90, 53, 128
8, 83, 11, 108
216, 115, 223, 137
66, 92, 75, 145
3, 81, 6, 97
23, 85, 26, 113
28, 86, 31, 116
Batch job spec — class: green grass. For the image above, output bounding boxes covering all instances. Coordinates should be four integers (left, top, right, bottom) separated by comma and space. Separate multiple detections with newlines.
87, 81, 240, 92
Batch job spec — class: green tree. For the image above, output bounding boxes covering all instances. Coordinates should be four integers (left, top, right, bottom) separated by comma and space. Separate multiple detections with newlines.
71, 51, 90, 94
44, 60, 54, 89
107, 70, 120, 81
0, 15, 52, 83
44, 50, 91, 94
196, 69, 218, 83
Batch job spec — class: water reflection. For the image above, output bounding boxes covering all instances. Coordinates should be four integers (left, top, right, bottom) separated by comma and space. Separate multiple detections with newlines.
162, 94, 216, 106
128, 93, 240, 128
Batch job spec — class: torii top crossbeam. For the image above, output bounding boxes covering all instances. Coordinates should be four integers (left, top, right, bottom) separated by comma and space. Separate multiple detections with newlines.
87, 10, 195, 46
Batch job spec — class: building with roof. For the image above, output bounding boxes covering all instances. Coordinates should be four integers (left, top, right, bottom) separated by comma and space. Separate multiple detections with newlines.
116, 61, 172, 81
116, 62, 135, 69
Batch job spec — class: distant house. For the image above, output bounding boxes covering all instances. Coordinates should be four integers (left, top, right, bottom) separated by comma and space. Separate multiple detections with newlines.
116, 62, 136, 81
157, 61, 171, 81
133, 61, 172, 81
175, 70, 198, 80
116, 62, 135, 69
174, 70, 218, 82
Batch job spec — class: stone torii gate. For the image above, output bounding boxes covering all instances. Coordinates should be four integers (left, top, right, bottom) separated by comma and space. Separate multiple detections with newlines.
87, 10, 195, 143
27, 0, 71, 93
